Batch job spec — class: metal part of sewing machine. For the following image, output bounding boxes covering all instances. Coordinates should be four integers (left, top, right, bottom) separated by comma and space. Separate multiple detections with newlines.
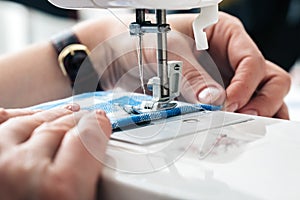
129, 9, 182, 112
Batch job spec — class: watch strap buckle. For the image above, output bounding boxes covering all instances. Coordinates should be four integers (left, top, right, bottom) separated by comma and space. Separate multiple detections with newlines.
58, 44, 90, 76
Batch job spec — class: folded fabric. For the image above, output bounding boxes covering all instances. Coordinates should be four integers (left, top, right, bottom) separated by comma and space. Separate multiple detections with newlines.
31, 91, 221, 130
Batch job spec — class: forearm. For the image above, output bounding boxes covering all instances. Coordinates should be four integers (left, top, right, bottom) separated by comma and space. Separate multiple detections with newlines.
0, 15, 131, 108
72, 15, 135, 90
0, 42, 72, 108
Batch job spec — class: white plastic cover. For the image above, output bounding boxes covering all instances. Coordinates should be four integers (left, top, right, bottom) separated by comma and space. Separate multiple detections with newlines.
48, 0, 221, 9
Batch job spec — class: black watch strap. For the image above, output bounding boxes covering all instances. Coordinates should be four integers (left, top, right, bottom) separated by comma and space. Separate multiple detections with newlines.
51, 31, 102, 95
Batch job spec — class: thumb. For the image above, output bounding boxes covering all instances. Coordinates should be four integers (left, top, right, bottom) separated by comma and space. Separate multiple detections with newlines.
179, 66, 226, 105
167, 31, 226, 106
177, 51, 226, 106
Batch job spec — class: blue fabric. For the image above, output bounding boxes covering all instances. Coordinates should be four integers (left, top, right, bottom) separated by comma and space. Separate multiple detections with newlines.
32, 91, 221, 130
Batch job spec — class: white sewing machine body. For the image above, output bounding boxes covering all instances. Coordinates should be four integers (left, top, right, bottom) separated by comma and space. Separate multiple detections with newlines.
100, 112, 300, 200
48, 0, 222, 9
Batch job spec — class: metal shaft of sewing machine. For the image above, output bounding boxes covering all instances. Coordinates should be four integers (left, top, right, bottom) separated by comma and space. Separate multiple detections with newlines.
135, 9, 169, 101
130, 9, 182, 111
155, 9, 169, 101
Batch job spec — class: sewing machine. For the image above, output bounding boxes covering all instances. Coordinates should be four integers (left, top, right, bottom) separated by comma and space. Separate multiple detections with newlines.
47, 1, 300, 199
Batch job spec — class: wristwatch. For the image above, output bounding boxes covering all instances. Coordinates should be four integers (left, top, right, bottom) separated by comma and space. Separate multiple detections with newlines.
51, 31, 102, 94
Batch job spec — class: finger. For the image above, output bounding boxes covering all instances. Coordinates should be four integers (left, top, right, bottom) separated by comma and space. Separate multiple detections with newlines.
22, 111, 87, 159
274, 103, 289, 120
180, 52, 226, 105
206, 13, 266, 112
52, 110, 111, 199
224, 29, 266, 111
0, 104, 79, 148
0, 108, 40, 124
224, 55, 265, 112
237, 61, 291, 118
167, 32, 226, 105
55, 110, 111, 169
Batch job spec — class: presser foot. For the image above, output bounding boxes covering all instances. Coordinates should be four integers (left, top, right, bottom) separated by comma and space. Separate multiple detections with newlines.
123, 100, 178, 114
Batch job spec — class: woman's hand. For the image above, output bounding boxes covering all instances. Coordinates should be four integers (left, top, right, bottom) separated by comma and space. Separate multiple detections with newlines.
205, 12, 291, 118
0, 106, 111, 200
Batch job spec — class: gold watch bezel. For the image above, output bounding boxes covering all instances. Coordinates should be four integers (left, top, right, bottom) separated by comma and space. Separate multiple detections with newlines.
58, 44, 91, 76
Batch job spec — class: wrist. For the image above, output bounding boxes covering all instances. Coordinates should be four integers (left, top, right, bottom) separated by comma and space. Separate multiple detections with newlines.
51, 30, 103, 94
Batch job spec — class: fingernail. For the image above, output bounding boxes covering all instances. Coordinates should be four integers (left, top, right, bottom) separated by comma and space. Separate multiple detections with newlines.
242, 109, 258, 116
64, 103, 80, 112
96, 110, 105, 115
225, 103, 238, 112
198, 87, 224, 105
